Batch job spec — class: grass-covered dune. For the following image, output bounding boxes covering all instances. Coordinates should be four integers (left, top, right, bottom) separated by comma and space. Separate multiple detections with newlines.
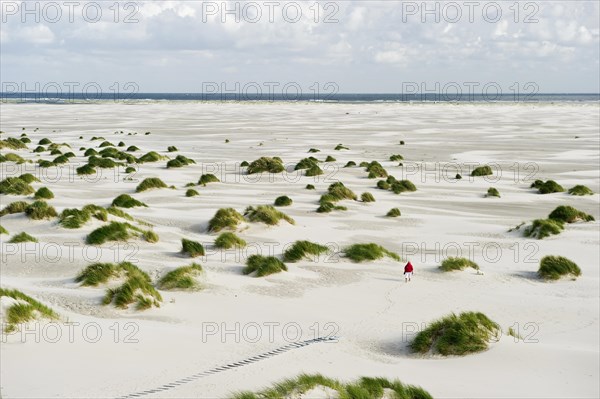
247, 157, 284, 174
86, 221, 157, 245
208, 208, 245, 232
214, 232, 246, 249
181, 238, 205, 257
411, 311, 500, 356
231, 374, 432, 399
244, 205, 295, 226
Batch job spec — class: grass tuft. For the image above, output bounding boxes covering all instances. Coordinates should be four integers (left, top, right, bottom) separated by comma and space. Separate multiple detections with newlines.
568, 185, 594, 196
274, 195, 293, 207
198, 174, 220, 186
548, 205, 594, 223
524, 219, 564, 239
158, 263, 203, 290
389, 154, 404, 161
247, 157, 284, 174
186, 189, 199, 197
25, 201, 57, 220
344, 243, 400, 262
112, 194, 147, 208
387, 208, 401, 217
8, 232, 38, 243
411, 312, 500, 356
0, 225, 7, 234
471, 165, 493, 176
167, 155, 195, 168
335, 144, 349, 150
214, 232, 247, 249
243, 255, 287, 277
18, 173, 40, 183
440, 257, 479, 271
283, 240, 328, 262
325, 155, 336, 162
102, 264, 162, 310
181, 238, 205, 257
306, 184, 315, 190
208, 208, 245, 232
538, 255, 581, 280
137, 151, 166, 163
365, 161, 388, 178
344, 161, 356, 167
136, 177, 168, 192
34, 187, 54, 200
530, 179, 564, 194
0, 288, 58, 333
0, 201, 29, 217
0, 177, 35, 195
244, 205, 295, 226
486, 187, 500, 197
361, 192, 375, 202
86, 221, 142, 245
76, 164, 97, 175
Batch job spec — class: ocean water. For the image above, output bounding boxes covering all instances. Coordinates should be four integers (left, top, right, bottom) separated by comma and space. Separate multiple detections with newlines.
1, 92, 599, 103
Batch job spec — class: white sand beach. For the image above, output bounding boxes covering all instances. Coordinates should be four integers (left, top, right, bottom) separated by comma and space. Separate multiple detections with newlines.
1, 101, 599, 398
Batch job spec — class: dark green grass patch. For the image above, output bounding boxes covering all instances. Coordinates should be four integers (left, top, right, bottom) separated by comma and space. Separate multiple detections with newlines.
243, 255, 287, 277
344, 243, 400, 262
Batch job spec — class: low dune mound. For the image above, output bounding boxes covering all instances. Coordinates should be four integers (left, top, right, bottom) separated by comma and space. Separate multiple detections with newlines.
440, 257, 479, 272
1, 137, 29, 150
232, 373, 432, 399
411, 311, 500, 356
136, 177, 168, 192
214, 232, 247, 249
245, 205, 295, 226
531, 179, 564, 194
208, 208, 245, 232
344, 243, 400, 262
0, 288, 58, 333
158, 263, 203, 290
471, 165, 493, 176
25, 201, 57, 220
0, 201, 29, 217
538, 255, 581, 281
568, 185, 594, 196
243, 255, 287, 277
60, 205, 107, 229
548, 205, 594, 223
247, 157, 285, 174
8, 232, 38, 243
283, 240, 329, 262
0, 153, 26, 164
181, 238, 205, 257
198, 173, 220, 186
18, 173, 39, 184
112, 194, 147, 208
126, 145, 140, 152
0, 177, 34, 196
274, 195, 293, 207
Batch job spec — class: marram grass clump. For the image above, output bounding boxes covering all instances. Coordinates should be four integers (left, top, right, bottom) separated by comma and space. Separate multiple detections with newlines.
361, 192, 375, 202
167, 155, 195, 168
411, 312, 500, 356
530, 179, 564, 194
214, 232, 246, 249
344, 243, 400, 262
440, 257, 479, 271
136, 177, 168, 192
524, 219, 564, 239
230, 374, 432, 399
486, 187, 500, 198
198, 174, 220, 186
112, 194, 147, 208
158, 263, 203, 290
102, 265, 162, 310
387, 208, 401, 217
244, 205, 295, 226
33, 187, 54, 200
548, 205, 594, 223
247, 157, 284, 174
186, 189, 199, 197
0, 201, 29, 217
208, 208, 245, 232
471, 165, 493, 176
274, 195, 292, 207
181, 238, 205, 257
538, 255, 581, 280
0, 288, 58, 333
0, 177, 35, 195
568, 185, 594, 196
243, 255, 287, 277
283, 240, 328, 262
0, 225, 8, 235
8, 232, 38, 243
24, 201, 57, 220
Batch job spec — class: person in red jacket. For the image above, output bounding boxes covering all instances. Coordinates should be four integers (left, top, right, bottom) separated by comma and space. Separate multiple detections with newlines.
404, 261, 414, 282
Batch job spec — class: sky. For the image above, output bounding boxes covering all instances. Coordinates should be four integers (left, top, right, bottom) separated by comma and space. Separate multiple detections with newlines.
1, 0, 599, 94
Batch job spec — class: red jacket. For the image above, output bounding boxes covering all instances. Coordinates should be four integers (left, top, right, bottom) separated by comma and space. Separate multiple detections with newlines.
404, 262, 414, 273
